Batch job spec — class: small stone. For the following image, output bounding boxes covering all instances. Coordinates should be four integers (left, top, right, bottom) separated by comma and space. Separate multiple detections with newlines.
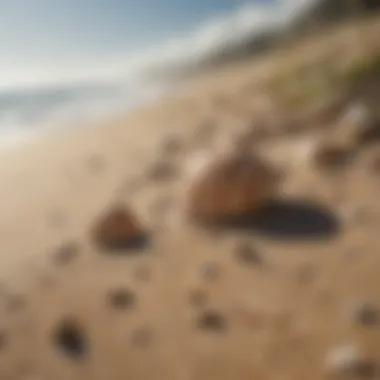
347, 301, 379, 326
53, 241, 79, 266
107, 288, 136, 310
325, 344, 377, 378
197, 310, 227, 332
53, 319, 87, 360
312, 141, 355, 172
90, 204, 147, 251
146, 160, 178, 182
235, 242, 262, 265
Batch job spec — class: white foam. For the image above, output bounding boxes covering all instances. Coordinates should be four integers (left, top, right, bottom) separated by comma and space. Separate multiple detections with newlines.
0, 80, 170, 150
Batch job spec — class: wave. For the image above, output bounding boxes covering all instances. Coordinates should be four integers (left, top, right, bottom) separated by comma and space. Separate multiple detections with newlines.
0, 80, 170, 149
0, 0, 321, 150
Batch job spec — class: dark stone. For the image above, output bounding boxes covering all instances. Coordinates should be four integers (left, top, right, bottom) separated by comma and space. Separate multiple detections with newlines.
53, 241, 79, 266
197, 310, 227, 332
53, 319, 87, 360
235, 242, 262, 265
107, 288, 136, 310
349, 301, 379, 326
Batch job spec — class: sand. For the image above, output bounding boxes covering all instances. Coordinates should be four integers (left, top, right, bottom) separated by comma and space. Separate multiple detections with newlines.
0, 15, 380, 380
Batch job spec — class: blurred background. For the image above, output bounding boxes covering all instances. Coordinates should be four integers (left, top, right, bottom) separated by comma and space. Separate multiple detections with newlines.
0, 0, 379, 149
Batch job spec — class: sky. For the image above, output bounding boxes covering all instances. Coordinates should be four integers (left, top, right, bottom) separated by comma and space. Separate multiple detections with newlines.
0, 0, 317, 89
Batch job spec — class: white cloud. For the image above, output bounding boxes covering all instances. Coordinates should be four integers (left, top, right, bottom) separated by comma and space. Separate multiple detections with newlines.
124, 0, 321, 76
0, 0, 321, 89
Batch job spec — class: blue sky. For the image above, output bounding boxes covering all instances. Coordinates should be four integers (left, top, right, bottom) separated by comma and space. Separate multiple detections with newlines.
0, 0, 265, 61
0, 0, 313, 88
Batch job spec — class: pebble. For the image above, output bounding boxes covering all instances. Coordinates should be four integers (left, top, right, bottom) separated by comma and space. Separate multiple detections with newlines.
197, 310, 227, 332
90, 204, 147, 251
235, 242, 262, 266
53, 241, 79, 266
347, 301, 379, 326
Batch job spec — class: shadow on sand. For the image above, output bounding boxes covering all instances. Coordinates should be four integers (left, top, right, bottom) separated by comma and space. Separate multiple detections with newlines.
96, 233, 152, 255
205, 199, 340, 242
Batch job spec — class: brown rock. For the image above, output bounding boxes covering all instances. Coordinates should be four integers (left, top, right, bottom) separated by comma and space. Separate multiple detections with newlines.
312, 140, 356, 172
184, 151, 280, 224
90, 204, 146, 251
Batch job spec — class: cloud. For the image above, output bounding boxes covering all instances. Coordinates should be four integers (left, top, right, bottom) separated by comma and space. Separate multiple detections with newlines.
0, 0, 321, 89
121, 0, 321, 78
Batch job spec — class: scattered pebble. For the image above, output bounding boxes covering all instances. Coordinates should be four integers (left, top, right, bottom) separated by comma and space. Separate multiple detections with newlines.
53, 241, 79, 266
347, 301, 379, 326
91, 204, 148, 251
53, 319, 87, 360
312, 141, 354, 172
197, 310, 227, 332
107, 288, 136, 310
234, 242, 262, 266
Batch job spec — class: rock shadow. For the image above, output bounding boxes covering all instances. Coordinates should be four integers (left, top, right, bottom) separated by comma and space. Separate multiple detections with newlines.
204, 199, 340, 242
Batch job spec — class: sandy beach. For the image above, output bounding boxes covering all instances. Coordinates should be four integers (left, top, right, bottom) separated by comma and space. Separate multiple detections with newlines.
0, 15, 380, 380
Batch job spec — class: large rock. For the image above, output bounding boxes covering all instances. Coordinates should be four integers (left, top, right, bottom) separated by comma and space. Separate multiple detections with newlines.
183, 150, 280, 223
90, 204, 146, 250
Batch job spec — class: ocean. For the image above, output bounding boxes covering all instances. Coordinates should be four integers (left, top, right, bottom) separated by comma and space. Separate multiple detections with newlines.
0, 79, 170, 150
0, 0, 322, 151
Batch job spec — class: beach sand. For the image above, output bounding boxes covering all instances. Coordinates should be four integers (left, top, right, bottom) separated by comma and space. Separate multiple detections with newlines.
0, 15, 380, 380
